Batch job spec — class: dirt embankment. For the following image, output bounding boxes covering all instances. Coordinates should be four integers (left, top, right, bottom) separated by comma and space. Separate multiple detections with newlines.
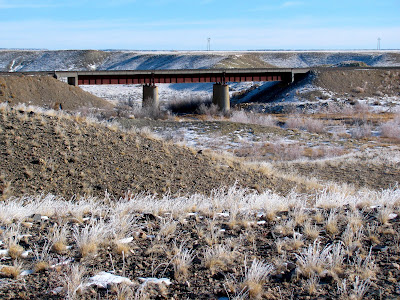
0, 75, 113, 111
313, 68, 400, 98
238, 68, 400, 105
0, 106, 302, 199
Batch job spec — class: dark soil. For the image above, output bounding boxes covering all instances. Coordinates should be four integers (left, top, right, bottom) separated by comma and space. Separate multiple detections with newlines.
313, 68, 400, 99
275, 158, 400, 191
0, 106, 302, 200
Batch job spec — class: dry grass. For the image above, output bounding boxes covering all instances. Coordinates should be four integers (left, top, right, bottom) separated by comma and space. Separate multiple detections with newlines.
0, 261, 22, 279
73, 220, 109, 258
241, 259, 274, 299
172, 243, 194, 281
0, 185, 397, 298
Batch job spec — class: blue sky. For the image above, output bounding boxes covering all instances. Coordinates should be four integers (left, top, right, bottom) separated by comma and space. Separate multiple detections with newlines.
0, 0, 399, 50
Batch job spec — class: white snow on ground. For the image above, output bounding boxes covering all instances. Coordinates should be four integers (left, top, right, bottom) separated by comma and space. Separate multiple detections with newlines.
86, 272, 133, 288
80, 83, 213, 106
259, 50, 400, 68
80, 81, 266, 106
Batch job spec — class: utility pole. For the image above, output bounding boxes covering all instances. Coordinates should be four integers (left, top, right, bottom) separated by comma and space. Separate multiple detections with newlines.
207, 38, 211, 51
377, 37, 381, 50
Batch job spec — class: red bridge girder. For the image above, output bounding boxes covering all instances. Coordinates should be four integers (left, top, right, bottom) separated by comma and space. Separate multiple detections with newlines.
77, 73, 283, 85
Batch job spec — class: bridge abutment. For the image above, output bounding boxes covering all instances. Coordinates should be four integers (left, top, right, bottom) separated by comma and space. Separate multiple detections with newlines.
213, 84, 230, 112
143, 85, 159, 109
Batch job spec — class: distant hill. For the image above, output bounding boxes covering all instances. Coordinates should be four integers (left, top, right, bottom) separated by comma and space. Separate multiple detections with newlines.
0, 50, 399, 72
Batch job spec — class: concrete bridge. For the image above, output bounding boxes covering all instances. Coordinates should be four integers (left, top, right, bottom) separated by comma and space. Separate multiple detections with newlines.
55, 68, 310, 112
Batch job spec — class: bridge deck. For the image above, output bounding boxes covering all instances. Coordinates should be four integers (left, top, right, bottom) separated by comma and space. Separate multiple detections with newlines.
54, 68, 310, 85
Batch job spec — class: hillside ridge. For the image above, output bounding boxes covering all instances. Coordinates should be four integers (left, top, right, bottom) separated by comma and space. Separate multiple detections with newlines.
1, 50, 400, 72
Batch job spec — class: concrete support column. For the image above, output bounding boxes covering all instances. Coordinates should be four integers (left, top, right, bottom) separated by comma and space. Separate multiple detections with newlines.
67, 76, 78, 86
143, 85, 159, 109
212, 84, 230, 112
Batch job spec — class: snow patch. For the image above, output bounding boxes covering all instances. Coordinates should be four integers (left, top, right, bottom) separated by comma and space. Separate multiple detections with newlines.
138, 277, 172, 285
87, 272, 133, 288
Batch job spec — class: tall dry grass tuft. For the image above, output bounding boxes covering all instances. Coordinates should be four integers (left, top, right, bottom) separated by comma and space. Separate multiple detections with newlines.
172, 243, 194, 281
204, 242, 236, 274
50, 224, 69, 254
241, 258, 274, 299
295, 241, 345, 279
73, 219, 110, 257
63, 264, 86, 300
0, 260, 23, 279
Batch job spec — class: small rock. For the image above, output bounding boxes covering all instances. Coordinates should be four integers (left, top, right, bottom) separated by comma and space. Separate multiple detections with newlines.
32, 214, 42, 222
392, 263, 400, 270
211, 272, 225, 280
20, 270, 34, 276
372, 245, 388, 252
51, 287, 64, 295
287, 262, 296, 270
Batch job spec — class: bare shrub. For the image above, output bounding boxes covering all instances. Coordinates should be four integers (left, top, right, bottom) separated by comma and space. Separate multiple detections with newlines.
322, 145, 346, 158
354, 101, 370, 114
285, 115, 304, 130
131, 105, 169, 120
351, 122, 372, 139
167, 96, 211, 115
270, 141, 304, 161
303, 118, 326, 133
230, 111, 277, 127
285, 116, 325, 133
198, 103, 220, 116
381, 120, 400, 140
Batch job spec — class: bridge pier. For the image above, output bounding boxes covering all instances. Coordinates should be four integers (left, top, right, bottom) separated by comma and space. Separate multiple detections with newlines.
67, 75, 78, 86
143, 85, 159, 109
213, 84, 230, 112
